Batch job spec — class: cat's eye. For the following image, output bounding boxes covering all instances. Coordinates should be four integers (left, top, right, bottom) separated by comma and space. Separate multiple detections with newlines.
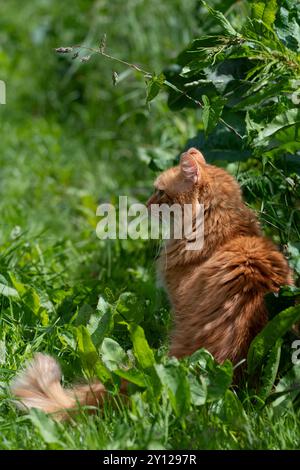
157, 189, 165, 197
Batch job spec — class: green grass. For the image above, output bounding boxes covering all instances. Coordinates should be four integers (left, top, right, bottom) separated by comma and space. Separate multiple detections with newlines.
1, 396, 300, 450
0, 0, 300, 450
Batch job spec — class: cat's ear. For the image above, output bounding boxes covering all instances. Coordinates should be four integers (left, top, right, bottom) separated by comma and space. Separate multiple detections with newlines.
180, 148, 205, 184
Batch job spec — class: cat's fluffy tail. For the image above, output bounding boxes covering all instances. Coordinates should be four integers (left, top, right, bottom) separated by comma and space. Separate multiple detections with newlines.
11, 353, 106, 420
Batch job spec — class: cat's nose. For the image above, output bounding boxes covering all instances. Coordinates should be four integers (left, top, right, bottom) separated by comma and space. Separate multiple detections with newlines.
146, 193, 157, 209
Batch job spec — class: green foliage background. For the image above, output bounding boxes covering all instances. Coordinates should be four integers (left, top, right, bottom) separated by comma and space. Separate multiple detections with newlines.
0, 0, 300, 450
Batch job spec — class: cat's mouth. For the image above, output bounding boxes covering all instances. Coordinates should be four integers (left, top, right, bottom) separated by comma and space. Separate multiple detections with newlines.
146, 189, 172, 209
146, 192, 165, 209
146, 193, 158, 209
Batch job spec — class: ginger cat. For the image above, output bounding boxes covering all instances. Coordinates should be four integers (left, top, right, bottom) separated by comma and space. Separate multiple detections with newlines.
11, 147, 292, 418
151, 148, 292, 363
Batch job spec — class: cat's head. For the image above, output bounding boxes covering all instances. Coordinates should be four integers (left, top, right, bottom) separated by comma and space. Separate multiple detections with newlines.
146, 147, 207, 208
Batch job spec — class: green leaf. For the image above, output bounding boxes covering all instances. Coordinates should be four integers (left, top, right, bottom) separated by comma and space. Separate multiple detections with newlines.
267, 365, 300, 415
0, 282, 19, 298
57, 330, 76, 350
155, 361, 191, 417
201, 0, 239, 36
276, 366, 300, 397
146, 73, 165, 103
101, 338, 127, 371
214, 389, 249, 428
236, 80, 287, 112
279, 285, 300, 298
0, 339, 6, 364
247, 304, 300, 375
188, 349, 233, 401
9, 273, 49, 325
188, 373, 207, 406
202, 94, 226, 137
275, 3, 300, 52
253, 109, 300, 147
113, 368, 147, 388
188, 348, 215, 368
145, 147, 176, 171
88, 296, 114, 347
75, 304, 93, 326
128, 324, 155, 370
116, 292, 143, 324
76, 325, 110, 382
251, 0, 278, 28
258, 338, 282, 401
202, 95, 210, 135
8, 272, 27, 296
30, 409, 63, 448
205, 360, 233, 402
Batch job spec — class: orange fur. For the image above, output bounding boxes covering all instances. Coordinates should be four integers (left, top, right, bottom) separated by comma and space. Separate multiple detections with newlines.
11, 354, 106, 419
11, 148, 292, 417
153, 148, 292, 363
